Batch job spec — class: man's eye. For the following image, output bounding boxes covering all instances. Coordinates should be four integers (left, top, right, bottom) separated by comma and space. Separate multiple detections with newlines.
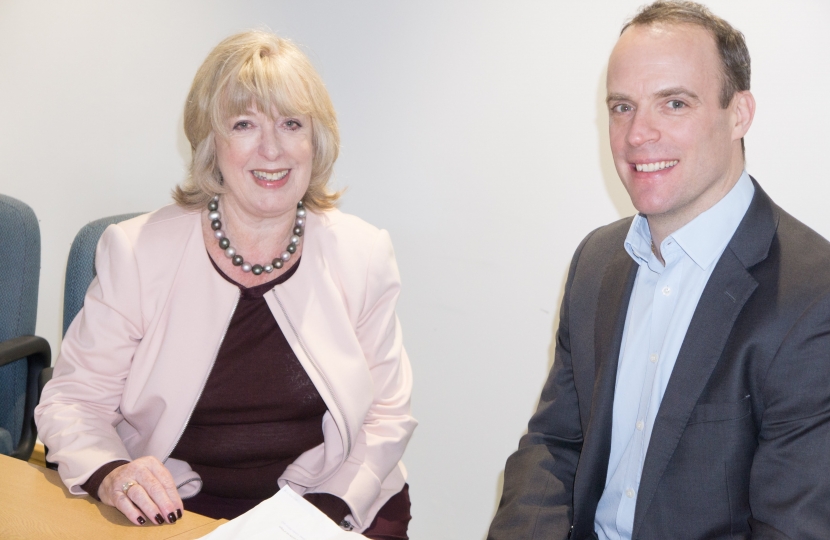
668, 100, 686, 109
611, 103, 633, 113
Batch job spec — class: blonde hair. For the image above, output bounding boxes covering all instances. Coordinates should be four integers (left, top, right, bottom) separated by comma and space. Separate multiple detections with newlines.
174, 30, 341, 211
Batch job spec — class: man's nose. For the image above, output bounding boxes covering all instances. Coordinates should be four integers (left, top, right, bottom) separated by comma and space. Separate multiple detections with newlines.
626, 109, 660, 147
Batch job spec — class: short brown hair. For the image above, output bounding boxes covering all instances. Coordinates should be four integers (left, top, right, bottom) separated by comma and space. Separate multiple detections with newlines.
622, 1, 751, 108
174, 30, 340, 211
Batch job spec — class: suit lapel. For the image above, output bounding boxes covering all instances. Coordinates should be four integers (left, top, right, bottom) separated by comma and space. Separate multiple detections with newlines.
572, 247, 637, 537
631, 180, 777, 538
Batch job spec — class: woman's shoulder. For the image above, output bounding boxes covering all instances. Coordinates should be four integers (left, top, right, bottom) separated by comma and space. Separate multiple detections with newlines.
114, 204, 199, 239
310, 208, 384, 247
95, 204, 206, 293
306, 208, 399, 282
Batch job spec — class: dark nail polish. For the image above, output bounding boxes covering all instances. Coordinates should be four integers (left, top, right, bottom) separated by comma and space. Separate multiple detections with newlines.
137, 516, 146, 525
177, 509, 182, 519
168, 512, 177, 523
155, 514, 164, 525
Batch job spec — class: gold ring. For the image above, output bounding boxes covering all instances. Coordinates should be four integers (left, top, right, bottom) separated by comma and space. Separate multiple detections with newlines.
122, 481, 137, 495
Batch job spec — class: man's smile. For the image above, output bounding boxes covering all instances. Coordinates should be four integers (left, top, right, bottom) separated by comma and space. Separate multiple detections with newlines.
633, 160, 678, 172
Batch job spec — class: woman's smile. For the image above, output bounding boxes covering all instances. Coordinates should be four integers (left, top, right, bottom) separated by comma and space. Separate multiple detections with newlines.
252, 169, 291, 188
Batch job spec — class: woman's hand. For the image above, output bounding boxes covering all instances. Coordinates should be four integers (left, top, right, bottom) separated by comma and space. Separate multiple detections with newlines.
98, 456, 183, 526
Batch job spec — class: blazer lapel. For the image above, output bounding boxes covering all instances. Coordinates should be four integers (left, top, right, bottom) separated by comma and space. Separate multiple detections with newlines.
572, 247, 637, 537
631, 180, 778, 538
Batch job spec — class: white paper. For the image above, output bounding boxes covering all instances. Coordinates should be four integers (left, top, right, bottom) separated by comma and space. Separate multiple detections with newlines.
198, 487, 367, 540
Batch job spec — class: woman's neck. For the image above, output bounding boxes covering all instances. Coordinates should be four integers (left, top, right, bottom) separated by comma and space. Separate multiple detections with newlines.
201, 196, 304, 288
218, 198, 297, 262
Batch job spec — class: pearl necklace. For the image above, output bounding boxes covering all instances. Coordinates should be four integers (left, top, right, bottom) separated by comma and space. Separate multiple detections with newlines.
207, 195, 306, 275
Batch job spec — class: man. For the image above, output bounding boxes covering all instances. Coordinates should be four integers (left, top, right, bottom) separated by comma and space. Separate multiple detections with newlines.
488, 2, 830, 539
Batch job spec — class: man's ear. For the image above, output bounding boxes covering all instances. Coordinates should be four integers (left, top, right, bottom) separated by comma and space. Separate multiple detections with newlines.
731, 90, 755, 141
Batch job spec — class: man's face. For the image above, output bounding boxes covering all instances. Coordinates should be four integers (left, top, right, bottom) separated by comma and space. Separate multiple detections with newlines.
606, 23, 748, 228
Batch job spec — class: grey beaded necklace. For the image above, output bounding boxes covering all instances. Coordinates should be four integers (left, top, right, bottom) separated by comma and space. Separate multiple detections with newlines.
208, 195, 306, 276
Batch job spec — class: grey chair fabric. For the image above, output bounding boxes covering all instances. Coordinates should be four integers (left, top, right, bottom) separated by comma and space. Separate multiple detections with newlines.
62, 213, 144, 336
0, 429, 11, 455
0, 194, 51, 460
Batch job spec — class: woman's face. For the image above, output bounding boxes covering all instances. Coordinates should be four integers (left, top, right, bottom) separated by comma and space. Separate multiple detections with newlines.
215, 105, 313, 220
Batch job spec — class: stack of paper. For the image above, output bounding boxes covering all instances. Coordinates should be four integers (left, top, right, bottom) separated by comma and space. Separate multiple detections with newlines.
198, 486, 367, 539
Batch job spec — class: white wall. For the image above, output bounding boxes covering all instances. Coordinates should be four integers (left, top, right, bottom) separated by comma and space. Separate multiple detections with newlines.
2, 1, 829, 538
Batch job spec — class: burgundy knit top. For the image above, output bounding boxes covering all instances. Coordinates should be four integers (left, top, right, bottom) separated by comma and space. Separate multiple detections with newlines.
170, 259, 338, 518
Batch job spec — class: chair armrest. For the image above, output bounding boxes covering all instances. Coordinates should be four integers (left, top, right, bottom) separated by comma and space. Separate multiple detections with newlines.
0, 336, 51, 368
39, 367, 53, 397
0, 336, 51, 461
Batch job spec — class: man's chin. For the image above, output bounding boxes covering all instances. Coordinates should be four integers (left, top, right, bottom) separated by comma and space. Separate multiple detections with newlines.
628, 195, 675, 218
634, 203, 662, 215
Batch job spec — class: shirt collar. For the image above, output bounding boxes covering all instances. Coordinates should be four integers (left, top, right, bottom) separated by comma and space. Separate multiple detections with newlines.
624, 213, 655, 267
624, 171, 755, 270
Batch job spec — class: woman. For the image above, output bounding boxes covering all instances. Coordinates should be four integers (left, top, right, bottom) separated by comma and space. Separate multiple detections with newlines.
35, 30, 416, 538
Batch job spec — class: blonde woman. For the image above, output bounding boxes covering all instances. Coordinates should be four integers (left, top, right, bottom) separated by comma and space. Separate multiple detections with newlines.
36, 30, 416, 539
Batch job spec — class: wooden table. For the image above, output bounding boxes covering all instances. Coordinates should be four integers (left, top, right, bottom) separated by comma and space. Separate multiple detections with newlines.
0, 454, 226, 539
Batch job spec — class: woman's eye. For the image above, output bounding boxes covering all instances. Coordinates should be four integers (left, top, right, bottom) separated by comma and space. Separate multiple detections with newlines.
233, 120, 251, 130
284, 119, 301, 130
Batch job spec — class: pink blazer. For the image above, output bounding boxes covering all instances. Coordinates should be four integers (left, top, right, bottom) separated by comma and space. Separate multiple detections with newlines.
35, 204, 416, 531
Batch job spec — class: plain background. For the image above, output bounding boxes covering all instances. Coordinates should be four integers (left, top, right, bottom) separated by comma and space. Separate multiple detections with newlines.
2, 1, 829, 538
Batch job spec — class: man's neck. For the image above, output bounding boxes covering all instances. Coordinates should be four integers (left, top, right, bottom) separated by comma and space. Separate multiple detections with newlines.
650, 238, 666, 266
647, 168, 746, 260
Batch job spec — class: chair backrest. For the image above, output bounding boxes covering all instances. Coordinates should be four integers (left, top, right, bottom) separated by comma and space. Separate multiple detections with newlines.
0, 195, 41, 454
63, 213, 144, 336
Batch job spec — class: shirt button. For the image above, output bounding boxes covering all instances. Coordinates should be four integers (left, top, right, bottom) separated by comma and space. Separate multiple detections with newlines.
649, 353, 658, 363
626, 488, 635, 499
662, 286, 671, 296
636, 420, 644, 431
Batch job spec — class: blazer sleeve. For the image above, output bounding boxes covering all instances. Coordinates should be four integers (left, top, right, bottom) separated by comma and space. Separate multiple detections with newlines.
316, 228, 417, 528
34, 224, 142, 493
748, 291, 830, 538
488, 233, 595, 540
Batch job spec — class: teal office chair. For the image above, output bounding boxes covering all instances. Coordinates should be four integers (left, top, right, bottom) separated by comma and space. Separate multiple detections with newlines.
0, 194, 51, 461
61, 212, 145, 336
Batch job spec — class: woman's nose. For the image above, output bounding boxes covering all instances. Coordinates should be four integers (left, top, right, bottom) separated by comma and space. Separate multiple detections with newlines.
259, 126, 281, 160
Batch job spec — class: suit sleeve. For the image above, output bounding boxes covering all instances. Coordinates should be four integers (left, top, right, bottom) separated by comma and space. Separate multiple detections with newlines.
34, 224, 142, 493
488, 232, 595, 540
748, 292, 830, 539
315, 228, 417, 529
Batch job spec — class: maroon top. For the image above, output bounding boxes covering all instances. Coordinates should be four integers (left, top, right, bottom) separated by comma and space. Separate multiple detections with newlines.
83, 256, 410, 538
170, 259, 334, 517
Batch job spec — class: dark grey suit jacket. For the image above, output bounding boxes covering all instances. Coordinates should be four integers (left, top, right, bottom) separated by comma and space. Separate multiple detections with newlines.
489, 181, 830, 540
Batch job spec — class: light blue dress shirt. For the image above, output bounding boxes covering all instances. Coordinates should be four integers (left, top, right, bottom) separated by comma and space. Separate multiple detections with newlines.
594, 171, 755, 540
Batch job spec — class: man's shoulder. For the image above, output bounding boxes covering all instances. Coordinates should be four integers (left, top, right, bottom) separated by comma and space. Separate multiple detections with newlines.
559, 216, 636, 302
769, 204, 830, 288
737, 178, 830, 274
776, 205, 830, 256
574, 215, 634, 264
735, 184, 830, 314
